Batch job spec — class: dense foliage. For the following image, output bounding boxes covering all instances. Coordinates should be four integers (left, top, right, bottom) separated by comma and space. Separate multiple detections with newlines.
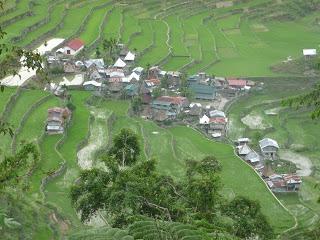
71, 128, 274, 239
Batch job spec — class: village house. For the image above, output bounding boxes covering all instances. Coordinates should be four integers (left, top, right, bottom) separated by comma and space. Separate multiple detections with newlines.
235, 137, 251, 146
207, 110, 227, 137
133, 67, 144, 75
89, 70, 104, 82
46, 107, 71, 134
303, 49, 317, 59
124, 51, 135, 63
62, 38, 84, 56
114, 58, 127, 69
59, 74, 85, 89
124, 84, 139, 97
259, 138, 279, 160
166, 71, 182, 87
266, 174, 302, 193
122, 72, 140, 84
237, 144, 252, 157
63, 61, 77, 73
145, 79, 161, 91
244, 150, 261, 166
199, 114, 210, 125
84, 58, 105, 70
189, 83, 216, 100
148, 66, 161, 79
83, 80, 102, 91
227, 79, 247, 90
189, 103, 202, 116
151, 96, 189, 121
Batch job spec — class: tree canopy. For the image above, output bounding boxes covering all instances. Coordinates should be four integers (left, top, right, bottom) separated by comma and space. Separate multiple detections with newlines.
70, 128, 274, 239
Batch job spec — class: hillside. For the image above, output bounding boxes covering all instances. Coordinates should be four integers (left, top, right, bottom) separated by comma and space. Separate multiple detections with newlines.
0, 0, 320, 239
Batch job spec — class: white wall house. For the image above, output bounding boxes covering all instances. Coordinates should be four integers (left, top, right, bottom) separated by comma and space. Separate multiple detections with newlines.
63, 39, 85, 56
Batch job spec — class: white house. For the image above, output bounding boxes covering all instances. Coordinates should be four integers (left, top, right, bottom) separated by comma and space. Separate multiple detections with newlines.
199, 114, 210, 125
63, 38, 84, 56
238, 144, 251, 156
124, 51, 135, 62
189, 102, 202, 108
303, 49, 317, 57
83, 80, 102, 91
114, 58, 126, 68
133, 67, 144, 75
259, 138, 279, 159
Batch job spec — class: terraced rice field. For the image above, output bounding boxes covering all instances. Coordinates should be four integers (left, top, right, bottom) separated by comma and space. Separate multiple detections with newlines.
1, 0, 319, 76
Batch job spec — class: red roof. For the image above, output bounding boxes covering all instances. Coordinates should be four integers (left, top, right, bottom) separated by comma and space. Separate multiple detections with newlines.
67, 38, 84, 51
109, 77, 122, 83
209, 117, 226, 124
145, 79, 161, 85
227, 79, 247, 87
157, 96, 187, 105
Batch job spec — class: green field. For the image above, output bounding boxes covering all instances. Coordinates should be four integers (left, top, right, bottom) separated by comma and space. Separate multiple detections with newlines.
1, 0, 319, 76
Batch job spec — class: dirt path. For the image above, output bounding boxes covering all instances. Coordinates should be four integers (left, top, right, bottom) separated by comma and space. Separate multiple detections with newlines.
77, 109, 109, 170
241, 113, 271, 130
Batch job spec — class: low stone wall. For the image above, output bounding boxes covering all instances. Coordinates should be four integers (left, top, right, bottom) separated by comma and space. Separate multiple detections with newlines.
11, 95, 53, 154
1, 87, 22, 120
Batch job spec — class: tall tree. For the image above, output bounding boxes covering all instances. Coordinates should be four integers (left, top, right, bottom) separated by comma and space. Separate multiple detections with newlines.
0, 143, 39, 190
109, 128, 140, 167
224, 196, 274, 239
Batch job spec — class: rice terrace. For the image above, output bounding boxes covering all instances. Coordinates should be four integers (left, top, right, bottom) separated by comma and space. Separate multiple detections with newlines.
0, 0, 320, 239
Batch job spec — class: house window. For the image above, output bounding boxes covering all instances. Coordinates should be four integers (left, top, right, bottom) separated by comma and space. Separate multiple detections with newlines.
67, 50, 71, 55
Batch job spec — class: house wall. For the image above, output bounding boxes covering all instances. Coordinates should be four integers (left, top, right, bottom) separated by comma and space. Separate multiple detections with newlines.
84, 85, 99, 91
64, 46, 84, 56
262, 146, 278, 153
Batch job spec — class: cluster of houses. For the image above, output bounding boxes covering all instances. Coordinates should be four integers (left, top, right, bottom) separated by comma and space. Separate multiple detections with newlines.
41, 38, 304, 193
46, 38, 141, 95
235, 137, 302, 193
45, 38, 255, 139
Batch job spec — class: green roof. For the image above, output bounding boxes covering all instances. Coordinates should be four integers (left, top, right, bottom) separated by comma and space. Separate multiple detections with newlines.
188, 83, 215, 99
